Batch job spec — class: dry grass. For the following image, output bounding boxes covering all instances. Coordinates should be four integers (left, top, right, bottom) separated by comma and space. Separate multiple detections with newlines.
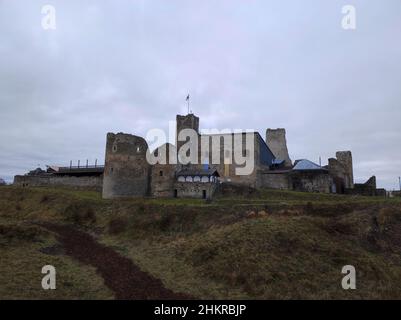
1, 186, 401, 299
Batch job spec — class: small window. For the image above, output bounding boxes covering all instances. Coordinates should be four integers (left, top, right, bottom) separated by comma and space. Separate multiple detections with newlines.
110, 167, 114, 174
159, 170, 163, 177
112, 145, 117, 153
137, 146, 140, 153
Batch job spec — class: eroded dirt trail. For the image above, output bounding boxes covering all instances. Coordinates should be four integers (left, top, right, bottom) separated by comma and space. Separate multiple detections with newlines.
41, 223, 191, 300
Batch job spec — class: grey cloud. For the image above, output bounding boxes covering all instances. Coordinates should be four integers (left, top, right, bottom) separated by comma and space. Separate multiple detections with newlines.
0, 0, 400, 189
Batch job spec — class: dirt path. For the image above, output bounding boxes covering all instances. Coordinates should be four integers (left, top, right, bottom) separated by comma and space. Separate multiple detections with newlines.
40, 223, 191, 300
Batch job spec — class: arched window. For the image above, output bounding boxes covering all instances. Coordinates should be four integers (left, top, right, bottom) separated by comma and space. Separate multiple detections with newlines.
193, 176, 201, 182
185, 176, 193, 182
178, 176, 185, 182
201, 176, 209, 183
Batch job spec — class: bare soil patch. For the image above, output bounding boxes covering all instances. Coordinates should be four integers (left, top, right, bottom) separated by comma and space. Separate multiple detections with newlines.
40, 223, 191, 300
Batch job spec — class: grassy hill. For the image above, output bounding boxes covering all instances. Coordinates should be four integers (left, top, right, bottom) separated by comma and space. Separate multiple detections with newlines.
1, 186, 401, 299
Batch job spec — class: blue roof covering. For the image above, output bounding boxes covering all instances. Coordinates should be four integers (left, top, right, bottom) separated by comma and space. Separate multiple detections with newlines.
293, 159, 326, 171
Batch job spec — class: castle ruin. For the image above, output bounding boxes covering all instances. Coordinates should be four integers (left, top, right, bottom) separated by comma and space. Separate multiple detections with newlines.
13, 113, 386, 198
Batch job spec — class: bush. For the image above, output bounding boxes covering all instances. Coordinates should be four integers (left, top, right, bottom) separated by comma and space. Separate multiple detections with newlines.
0, 224, 46, 244
318, 219, 355, 235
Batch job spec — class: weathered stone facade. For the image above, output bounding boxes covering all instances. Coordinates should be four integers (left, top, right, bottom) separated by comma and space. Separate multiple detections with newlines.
102, 133, 151, 199
266, 128, 292, 167
174, 181, 218, 199
257, 170, 291, 190
101, 114, 359, 198
335, 151, 354, 188
327, 152, 354, 194
290, 171, 332, 193
150, 143, 177, 198
14, 113, 368, 197
345, 176, 386, 197
13, 174, 103, 191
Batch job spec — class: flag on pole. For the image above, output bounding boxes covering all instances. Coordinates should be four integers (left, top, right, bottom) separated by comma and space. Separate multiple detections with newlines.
186, 94, 190, 114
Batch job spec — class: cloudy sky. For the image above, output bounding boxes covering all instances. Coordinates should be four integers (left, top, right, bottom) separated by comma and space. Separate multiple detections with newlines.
0, 0, 400, 189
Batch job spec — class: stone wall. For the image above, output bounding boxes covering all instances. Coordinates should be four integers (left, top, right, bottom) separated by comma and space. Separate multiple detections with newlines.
266, 128, 292, 167
150, 143, 177, 197
175, 115, 270, 189
290, 171, 332, 193
173, 182, 218, 199
13, 174, 103, 191
336, 151, 354, 188
328, 158, 347, 193
258, 171, 290, 190
102, 133, 151, 199
345, 176, 386, 197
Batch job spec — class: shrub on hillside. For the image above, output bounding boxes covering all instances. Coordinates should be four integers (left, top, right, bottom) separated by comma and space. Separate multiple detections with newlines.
0, 224, 46, 244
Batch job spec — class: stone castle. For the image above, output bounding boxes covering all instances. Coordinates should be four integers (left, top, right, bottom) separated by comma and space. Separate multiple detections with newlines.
101, 113, 355, 199
14, 113, 386, 198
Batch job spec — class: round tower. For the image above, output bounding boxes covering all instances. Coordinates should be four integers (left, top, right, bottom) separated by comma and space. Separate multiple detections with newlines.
102, 133, 150, 199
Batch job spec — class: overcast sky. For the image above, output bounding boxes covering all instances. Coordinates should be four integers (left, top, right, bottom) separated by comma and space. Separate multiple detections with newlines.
1, 0, 400, 189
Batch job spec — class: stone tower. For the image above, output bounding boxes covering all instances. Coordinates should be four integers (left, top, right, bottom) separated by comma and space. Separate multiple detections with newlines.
266, 128, 292, 167
102, 133, 150, 199
176, 114, 200, 164
336, 151, 354, 188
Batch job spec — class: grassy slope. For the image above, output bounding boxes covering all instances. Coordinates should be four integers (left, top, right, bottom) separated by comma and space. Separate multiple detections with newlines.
1, 186, 401, 299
